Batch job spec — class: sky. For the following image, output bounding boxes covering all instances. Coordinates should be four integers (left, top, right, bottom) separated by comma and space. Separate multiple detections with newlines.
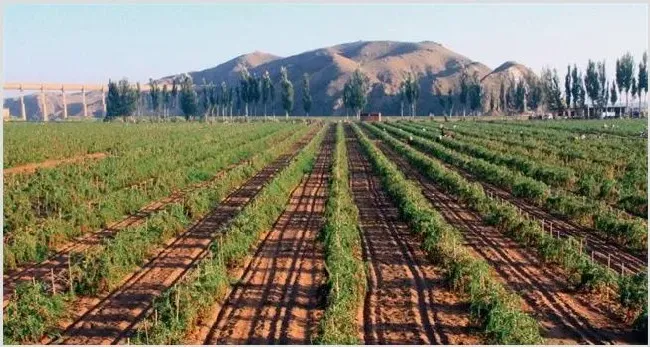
2, 3, 648, 89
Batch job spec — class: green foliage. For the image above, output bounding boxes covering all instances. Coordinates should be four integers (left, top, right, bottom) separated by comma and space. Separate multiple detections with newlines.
352, 124, 542, 344
317, 123, 365, 344
343, 69, 370, 118
3, 281, 71, 344
280, 66, 294, 117
179, 74, 199, 119
131, 125, 326, 344
105, 78, 137, 120
302, 73, 312, 116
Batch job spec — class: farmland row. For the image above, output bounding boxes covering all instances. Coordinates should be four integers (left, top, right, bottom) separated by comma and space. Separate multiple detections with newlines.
4, 123, 321, 344
382, 121, 648, 254
419, 122, 647, 218
362, 122, 646, 340
401, 121, 646, 219
348, 123, 540, 344
4, 123, 302, 269
3, 123, 315, 307
492, 119, 649, 138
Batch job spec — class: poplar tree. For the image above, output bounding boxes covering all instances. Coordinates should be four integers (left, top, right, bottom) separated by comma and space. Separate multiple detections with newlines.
302, 73, 312, 116
179, 74, 198, 120
279, 66, 294, 118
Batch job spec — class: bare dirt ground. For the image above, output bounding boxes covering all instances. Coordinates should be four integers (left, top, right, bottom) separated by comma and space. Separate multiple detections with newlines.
200, 125, 334, 344
49, 130, 318, 345
4, 152, 108, 175
372, 136, 639, 344
345, 125, 482, 345
3, 156, 254, 309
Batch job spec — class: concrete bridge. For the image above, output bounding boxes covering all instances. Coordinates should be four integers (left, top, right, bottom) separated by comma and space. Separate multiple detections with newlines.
3, 82, 174, 121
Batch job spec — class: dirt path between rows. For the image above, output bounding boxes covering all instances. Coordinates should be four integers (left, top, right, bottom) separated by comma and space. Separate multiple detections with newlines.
50, 129, 319, 345
4, 152, 108, 175
345, 125, 481, 345
200, 125, 334, 344
372, 136, 638, 344
394, 125, 647, 274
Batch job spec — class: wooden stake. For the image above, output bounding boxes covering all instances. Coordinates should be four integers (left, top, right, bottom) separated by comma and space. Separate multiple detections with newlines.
620, 263, 625, 276
591, 251, 594, 262
68, 254, 74, 294
51, 268, 56, 295
607, 254, 611, 269
175, 290, 180, 322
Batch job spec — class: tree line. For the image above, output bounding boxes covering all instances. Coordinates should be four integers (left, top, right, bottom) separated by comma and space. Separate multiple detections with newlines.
105, 51, 647, 120
105, 66, 314, 120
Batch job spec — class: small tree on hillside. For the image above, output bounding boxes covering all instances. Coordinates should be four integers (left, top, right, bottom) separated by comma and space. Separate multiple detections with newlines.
302, 73, 312, 116
279, 66, 294, 118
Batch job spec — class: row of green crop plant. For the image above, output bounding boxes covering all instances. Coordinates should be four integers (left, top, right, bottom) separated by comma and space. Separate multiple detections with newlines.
363, 122, 648, 331
3, 122, 264, 168
437, 122, 646, 194
69, 124, 315, 296
445, 121, 644, 173
407, 121, 647, 218
316, 123, 366, 344
452, 120, 646, 164
4, 123, 265, 234
493, 119, 648, 137
350, 123, 542, 344
444, 125, 646, 218
449, 120, 648, 190
2, 125, 319, 345
130, 125, 328, 344
376, 122, 647, 253
4, 124, 303, 269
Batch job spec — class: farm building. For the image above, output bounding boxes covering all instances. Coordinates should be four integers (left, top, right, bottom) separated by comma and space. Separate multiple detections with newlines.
360, 112, 382, 122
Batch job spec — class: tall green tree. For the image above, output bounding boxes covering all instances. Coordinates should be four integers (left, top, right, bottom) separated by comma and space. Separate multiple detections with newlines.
638, 52, 648, 115
459, 69, 469, 116
149, 78, 161, 117
261, 71, 272, 117
269, 82, 276, 117
279, 66, 294, 118
525, 74, 542, 112
301, 73, 312, 116
239, 68, 251, 117
564, 65, 572, 114
616, 53, 635, 115
499, 80, 506, 113
597, 61, 608, 114
631, 77, 638, 107
541, 67, 564, 116
105, 80, 121, 120
610, 81, 618, 107
343, 82, 352, 118
345, 69, 370, 119
179, 74, 199, 120
584, 60, 600, 118
171, 79, 179, 115
514, 79, 527, 113
162, 84, 170, 118
571, 65, 585, 116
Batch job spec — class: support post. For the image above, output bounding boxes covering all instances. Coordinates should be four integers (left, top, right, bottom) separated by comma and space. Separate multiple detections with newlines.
19, 85, 26, 121
61, 86, 68, 119
82, 85, 88, 118
41, 85, 48, 122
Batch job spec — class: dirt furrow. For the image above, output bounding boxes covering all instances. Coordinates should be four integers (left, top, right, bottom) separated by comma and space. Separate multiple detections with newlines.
4, 152, 109, 175
51, 130, 318, 345
345, 125, 480, 345
202, 125, 334, 345
374, 138, 637, 344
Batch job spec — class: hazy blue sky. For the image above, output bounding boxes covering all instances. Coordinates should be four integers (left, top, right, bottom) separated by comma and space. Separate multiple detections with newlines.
3, 3, 648, 85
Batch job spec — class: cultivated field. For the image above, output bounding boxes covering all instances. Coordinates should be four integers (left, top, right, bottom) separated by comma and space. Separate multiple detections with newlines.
2, 119, 647, 345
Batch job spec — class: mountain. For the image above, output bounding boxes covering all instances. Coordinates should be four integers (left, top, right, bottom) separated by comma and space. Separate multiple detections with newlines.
4, 40, 536, 118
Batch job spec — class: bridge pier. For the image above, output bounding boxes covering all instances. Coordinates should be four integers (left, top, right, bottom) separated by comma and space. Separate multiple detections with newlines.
82, 86, 88, 118
61, 86, 68, 119
19, 85, 26, 121
40, 85, 48, 122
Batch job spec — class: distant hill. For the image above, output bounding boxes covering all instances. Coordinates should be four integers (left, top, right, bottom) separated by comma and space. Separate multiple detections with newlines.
4, 40, 536, 118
